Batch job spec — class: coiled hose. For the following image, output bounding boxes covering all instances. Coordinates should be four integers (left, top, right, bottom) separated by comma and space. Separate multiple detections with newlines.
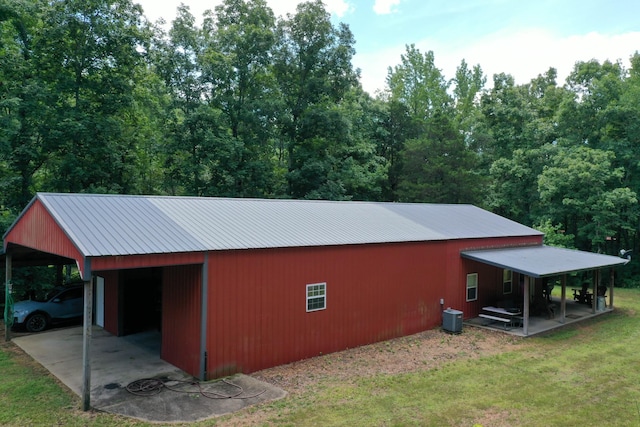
4, 281, 13, 328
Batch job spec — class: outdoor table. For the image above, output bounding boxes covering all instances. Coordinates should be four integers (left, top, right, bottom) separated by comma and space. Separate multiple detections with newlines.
481, 306, 522, 327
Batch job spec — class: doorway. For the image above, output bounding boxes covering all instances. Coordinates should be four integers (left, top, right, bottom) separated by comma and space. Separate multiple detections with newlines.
119, 268, 162, 336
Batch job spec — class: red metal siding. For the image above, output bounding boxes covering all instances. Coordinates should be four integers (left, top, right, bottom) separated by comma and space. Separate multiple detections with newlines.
162, 264, 202, 377
206, 242, 449, 378
91, 252, 205, 272
448, 236, 544, 317
100, 270, 119, 335
4, 199, 84, 269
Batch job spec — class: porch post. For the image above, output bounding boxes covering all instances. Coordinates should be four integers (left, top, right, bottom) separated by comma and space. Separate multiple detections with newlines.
523, 276, 530, 336
609, 268, 615, 309
560, 274, 566, 323
591, 270, 597, 314
81, 276, 93, 411
4, 252, 11, 342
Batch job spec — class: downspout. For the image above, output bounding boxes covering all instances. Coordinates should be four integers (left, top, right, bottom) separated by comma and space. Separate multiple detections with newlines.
199, 253, 209, 381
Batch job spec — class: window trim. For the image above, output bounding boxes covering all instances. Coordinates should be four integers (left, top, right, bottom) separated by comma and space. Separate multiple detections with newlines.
466, 273, 478, 302
306, 282, 327, 312
503, 269, 513, 294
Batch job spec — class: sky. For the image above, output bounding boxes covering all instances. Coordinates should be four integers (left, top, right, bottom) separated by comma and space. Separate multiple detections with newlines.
135, 0, 640, 95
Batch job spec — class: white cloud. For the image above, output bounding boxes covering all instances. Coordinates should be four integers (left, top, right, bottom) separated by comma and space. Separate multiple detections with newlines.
356, 30, 640, 95
373, 0, 401, 15
352, 43, 407, 95
137, 0, 352, 24
323, 0, 353, 17
440, 29, 640, 87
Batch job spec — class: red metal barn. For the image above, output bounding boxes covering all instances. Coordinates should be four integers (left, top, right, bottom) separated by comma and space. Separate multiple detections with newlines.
3, 194, 627, 384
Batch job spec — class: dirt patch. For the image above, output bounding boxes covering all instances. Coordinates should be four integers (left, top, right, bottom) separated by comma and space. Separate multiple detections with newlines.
252, 327, 523, 395
213, 327, 525, 425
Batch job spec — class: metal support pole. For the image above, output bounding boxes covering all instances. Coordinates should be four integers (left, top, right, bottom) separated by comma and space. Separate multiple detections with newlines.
199, 254, 209, 381
4, 253, 11, 342
523, 276, 530, 336
81, 278, 93, 411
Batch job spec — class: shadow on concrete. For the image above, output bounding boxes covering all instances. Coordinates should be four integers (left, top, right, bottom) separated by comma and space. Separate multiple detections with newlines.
12, 326, 286, 423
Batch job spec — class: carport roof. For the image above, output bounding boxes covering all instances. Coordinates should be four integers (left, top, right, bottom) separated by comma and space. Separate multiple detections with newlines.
461, 245, 629, 278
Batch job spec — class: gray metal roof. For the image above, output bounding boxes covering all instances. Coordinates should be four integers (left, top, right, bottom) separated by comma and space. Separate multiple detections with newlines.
13, 193, 543, 257
461, 245, 629, 278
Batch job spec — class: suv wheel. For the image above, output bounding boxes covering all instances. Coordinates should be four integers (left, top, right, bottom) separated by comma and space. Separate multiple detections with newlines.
25, 313, 48, 332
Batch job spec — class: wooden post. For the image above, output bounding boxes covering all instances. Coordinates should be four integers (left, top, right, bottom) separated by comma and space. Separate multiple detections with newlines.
591, 270, 597, 314
4, 253, 11, 342
81, 278, 93, 411
560, 274, 566, 323
523, 276, 530, 336
609, 268, 615, 309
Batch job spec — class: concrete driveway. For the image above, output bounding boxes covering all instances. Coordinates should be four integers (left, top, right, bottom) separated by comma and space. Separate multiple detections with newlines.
12, 326, 286, 423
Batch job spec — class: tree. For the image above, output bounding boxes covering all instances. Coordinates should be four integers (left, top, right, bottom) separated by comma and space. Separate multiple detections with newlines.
538, 146, 637, 252
451, 59, 485, 141
200, 0, 280, 196
386, 44, 452, 128
487, 145, 556, 225
34, 0, 150, 194
273, 0, 359, 198
0, 0, 47, 210
397, 111, 480, 203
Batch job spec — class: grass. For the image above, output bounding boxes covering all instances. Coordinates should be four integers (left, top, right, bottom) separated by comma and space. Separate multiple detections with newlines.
3, 289, 640, 426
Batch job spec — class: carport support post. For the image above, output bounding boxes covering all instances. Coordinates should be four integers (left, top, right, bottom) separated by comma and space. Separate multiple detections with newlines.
81, 277, 93, 411
4, 253, 11, 342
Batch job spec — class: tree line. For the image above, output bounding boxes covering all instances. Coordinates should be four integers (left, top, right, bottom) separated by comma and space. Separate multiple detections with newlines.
2, 0, 639, 283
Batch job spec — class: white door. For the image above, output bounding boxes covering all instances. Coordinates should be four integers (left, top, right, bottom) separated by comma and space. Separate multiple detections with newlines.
95, 276, 105, 327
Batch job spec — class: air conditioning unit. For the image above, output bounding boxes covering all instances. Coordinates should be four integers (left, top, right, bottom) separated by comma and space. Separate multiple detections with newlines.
442, 308, 463, 334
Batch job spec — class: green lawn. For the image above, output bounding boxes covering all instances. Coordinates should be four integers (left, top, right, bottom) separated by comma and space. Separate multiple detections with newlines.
3, 289, 640, 426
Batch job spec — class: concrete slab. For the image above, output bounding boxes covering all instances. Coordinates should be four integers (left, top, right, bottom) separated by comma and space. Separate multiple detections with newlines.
12, 326, 286, 423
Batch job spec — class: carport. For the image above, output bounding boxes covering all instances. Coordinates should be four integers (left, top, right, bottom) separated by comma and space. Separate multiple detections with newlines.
11, 326, 285, 422
461, 245, 629, 335
2, 193, 210, 411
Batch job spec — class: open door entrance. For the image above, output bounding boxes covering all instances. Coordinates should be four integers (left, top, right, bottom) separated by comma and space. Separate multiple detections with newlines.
119, 268, 162, 336
94, 276, 105, 327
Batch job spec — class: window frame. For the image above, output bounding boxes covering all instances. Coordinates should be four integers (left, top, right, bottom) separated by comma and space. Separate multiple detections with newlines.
466, 273, 478, 302
503, 269, 513, 295
306, 282, 327, 312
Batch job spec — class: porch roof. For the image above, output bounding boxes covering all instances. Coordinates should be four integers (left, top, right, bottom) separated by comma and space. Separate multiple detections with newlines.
461, 245, 629, 278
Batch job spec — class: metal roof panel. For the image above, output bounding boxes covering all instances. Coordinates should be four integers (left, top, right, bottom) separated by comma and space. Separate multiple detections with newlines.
461, 245, 629, 278
30, 193, 542, 257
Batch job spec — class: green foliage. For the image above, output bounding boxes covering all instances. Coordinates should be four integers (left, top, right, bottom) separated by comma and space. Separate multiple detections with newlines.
534, 219, 575, 248
0, 0, 639, 268
538, 146, 637, 251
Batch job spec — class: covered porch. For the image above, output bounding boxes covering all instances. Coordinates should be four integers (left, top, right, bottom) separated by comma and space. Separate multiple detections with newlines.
461, 245, 629, 336
466, 294, 613, 336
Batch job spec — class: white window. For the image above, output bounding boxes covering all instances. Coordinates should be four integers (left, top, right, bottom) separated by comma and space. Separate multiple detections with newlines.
503, 269, 513, 294
306, 283, 327, 312
466, 273, 478, 302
